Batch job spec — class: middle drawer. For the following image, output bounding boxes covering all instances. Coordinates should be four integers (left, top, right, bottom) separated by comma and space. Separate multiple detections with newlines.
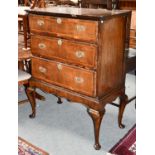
31, 35, 97, 69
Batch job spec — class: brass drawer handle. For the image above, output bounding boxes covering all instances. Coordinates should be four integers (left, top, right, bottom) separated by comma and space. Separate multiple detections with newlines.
38, 43, 46, 49
75, 51, 85, 58
38, 66, 47, 73
37, 20, 44, 26
76, 25, 86, 32
57, 63, 63, 70
56, 18, 62, 24
57, 39, 62, 46
74, 77, 84, 84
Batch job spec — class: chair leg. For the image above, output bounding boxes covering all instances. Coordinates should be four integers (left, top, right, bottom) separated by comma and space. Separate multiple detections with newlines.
25, 87, 36, 118
22, 15, 29, 50
18, 21, 22, 31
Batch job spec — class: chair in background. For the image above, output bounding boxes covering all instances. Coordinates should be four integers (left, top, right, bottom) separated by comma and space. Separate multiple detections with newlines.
18, 6, 30, 50
18, 47, 46, 118
108, 1, 136, 128
118, 0, 136, 10
118, 0, 136, 75
80, 0, 119, 9
18, 0, 46, 50
45, 0, 79, 7
18, 68, 36, 118
18, 48, 32, 104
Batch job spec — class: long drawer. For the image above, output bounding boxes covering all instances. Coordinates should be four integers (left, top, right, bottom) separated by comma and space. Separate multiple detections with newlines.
32, 57, 96, 97
29, 14, 98, 42
31, 35, 97, 68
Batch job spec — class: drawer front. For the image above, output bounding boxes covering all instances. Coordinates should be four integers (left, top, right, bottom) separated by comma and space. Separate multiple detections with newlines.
32, 57, 96, 97
31, 35, 97, 68
29, 15, 98, 42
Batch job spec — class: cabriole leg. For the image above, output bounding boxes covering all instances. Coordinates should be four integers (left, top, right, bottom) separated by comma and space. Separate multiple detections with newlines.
118, 94, 128, 128
87, 108, 105, 150
25, 87, 36, 118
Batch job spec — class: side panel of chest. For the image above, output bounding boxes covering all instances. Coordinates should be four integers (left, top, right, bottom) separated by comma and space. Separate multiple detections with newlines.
96, 16, 127, 97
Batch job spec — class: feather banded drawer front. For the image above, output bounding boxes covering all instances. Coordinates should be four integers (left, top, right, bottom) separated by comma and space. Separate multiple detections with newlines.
27, 7, 131, 150
32, 57, 96, 97
31, 35, 97, 69
29, 14, 98, 42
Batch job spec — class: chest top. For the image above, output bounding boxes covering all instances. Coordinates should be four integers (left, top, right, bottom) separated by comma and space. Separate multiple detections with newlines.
26, 6, 130, 21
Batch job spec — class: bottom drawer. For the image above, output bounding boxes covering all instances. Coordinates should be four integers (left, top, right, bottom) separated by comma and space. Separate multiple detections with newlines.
32, 57, 96, 97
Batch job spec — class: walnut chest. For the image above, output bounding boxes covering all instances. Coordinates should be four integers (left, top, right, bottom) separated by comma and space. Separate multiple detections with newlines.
27, 7, 131, 150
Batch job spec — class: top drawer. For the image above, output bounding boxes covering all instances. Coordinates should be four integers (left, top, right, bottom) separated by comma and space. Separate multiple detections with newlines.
29, 14, 98, 42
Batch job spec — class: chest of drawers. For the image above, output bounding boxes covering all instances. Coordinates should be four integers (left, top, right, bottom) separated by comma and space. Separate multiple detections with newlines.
27, 7, 131, 150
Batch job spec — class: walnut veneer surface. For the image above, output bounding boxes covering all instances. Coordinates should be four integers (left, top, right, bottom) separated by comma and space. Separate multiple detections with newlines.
26, 7, 131, 150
